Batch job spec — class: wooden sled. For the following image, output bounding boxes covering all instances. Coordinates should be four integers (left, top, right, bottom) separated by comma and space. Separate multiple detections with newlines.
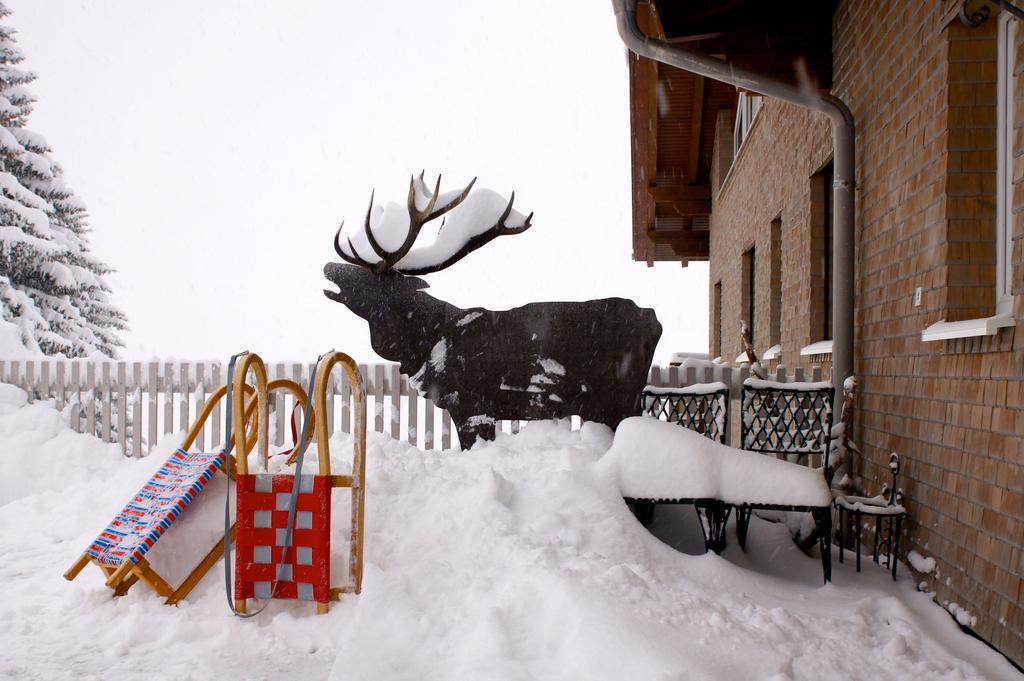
63, 376, 313, 604
232, 351, 366, 615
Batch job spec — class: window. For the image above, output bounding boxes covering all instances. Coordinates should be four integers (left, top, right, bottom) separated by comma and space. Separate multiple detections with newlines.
712, 281, 723, 358
811, 161, 834, 341
733, 92, 763, 157
997, 11, 1016, 316
921, 16, 1016, 341
742, 247, 756, 347
823, 163, 833, 340
770, 217, 783, 348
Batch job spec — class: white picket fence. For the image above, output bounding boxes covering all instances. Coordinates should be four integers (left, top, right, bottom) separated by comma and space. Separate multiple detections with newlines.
0, 357, 827, 457
0, 358, 470, 455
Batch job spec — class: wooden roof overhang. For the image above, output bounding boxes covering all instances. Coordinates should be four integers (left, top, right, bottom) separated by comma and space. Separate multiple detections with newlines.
628, 0, 836, 265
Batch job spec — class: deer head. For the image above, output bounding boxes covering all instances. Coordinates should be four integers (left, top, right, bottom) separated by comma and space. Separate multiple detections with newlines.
324, 173, 534, 376
332, 172, 533, 276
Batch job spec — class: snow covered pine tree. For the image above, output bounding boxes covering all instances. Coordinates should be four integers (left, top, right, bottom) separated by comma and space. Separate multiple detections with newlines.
0, 3, 126, 357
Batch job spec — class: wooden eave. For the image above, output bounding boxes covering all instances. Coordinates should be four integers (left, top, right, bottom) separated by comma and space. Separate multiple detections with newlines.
628, 0, 835, 265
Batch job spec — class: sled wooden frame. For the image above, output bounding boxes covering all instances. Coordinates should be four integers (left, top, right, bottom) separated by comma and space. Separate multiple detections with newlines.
63, 377, 313, 604
232, 351, 366, 615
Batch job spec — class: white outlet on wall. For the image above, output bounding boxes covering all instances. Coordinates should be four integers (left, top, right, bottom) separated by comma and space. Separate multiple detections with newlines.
914, 287, 922, 307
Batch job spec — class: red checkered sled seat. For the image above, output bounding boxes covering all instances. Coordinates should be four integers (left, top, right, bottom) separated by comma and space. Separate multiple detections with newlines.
234, 473, 332, 602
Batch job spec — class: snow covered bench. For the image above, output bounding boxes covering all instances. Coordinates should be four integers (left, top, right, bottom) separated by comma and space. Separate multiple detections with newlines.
640, 382, 729, 444
740, 378, 833, 463
634, 382, 730, 526
600, 417, 833, 582
737, 379, 834, 559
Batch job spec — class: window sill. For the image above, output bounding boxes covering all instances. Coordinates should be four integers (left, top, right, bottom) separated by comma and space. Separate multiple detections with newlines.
762, 344, 782, 360
921, 314, 1014, 342
800, 340, 833, 356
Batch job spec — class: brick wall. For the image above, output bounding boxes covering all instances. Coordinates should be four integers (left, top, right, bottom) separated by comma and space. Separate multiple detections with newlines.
708, 100, 831, 367
706, 0, 1024, 665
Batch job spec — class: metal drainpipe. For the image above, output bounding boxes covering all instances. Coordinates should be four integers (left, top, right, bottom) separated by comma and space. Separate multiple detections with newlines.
612, 0, 855, 416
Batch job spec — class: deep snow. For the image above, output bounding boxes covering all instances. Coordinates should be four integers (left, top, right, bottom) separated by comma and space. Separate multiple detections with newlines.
0, 384, 1020, 681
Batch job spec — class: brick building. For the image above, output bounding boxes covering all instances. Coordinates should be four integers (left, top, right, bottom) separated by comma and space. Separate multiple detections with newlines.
619, 0, 1024, 666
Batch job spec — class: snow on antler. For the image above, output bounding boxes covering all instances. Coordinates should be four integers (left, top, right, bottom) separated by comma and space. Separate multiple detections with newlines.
334, 172, 532, 275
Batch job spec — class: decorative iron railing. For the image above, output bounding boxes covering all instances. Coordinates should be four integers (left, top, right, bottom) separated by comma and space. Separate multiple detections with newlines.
641, 385, 729, 444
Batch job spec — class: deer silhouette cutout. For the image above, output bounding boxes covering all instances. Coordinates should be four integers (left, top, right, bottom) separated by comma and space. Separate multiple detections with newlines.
324, 173, 662, 449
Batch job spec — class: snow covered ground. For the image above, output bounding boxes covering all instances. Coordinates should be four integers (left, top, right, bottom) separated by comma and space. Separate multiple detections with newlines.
0, 383, 1020, 681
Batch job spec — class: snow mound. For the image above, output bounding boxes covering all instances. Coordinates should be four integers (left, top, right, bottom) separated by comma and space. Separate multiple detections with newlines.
0, 381, 28, 408
0, 386, 123, 506
0, 394, 1016, 681
597, 417, 832, 506
908, 550, 937, 574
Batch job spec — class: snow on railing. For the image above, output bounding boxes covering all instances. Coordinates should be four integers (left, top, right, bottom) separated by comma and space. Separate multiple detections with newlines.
647, 361, 828, 394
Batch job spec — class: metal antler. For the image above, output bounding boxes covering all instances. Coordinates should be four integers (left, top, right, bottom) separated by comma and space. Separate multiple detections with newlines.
334, 172, 531, 276
394, 191, 534, 276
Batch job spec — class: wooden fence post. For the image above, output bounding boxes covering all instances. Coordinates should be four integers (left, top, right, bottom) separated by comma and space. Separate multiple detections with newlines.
389, 364, 401, 440
132, 362, 143, 457
69, 361, 81, 433
178, 364, 189, 442
86, 362, 97, 438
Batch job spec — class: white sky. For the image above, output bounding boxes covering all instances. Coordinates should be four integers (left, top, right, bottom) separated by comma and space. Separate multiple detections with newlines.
7, 0, 708, 364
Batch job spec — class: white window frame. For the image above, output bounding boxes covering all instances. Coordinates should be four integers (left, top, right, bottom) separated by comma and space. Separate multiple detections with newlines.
996, 11, 1016, 316
925, 14, 1018, 342
733, 92, 763, 157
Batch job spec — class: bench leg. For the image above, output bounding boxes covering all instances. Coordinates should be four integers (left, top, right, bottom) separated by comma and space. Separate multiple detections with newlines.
812, 508, 832, 584
873, 515, 883, 565
837, 505, 845, 564
736, 508, 752, 550
891, 515, 903, 581
715, 505, 732, 553
694, 505, 711, 551
632, 500, 656, 526
696, 502, 730, 554
854, 509, 862, 573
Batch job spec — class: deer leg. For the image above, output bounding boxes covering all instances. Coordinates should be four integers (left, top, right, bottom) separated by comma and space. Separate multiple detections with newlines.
454, 418, 496, 450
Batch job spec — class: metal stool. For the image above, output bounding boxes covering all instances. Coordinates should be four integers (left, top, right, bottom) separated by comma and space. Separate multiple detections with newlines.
834, 453, 906, 580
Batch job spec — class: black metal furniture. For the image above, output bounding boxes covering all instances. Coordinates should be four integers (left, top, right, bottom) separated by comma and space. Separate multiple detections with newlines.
624, 494, 733, 553
738, 380, 835, 582
834, 453, 906, 580
630, 385, 732, 553
640, 386, 730, 444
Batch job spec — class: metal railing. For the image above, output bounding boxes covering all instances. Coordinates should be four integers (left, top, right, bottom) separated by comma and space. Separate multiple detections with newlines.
646, 362, 830, 446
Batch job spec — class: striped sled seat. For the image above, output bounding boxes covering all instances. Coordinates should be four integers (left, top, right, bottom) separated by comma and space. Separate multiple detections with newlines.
64, 448, 227, 603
